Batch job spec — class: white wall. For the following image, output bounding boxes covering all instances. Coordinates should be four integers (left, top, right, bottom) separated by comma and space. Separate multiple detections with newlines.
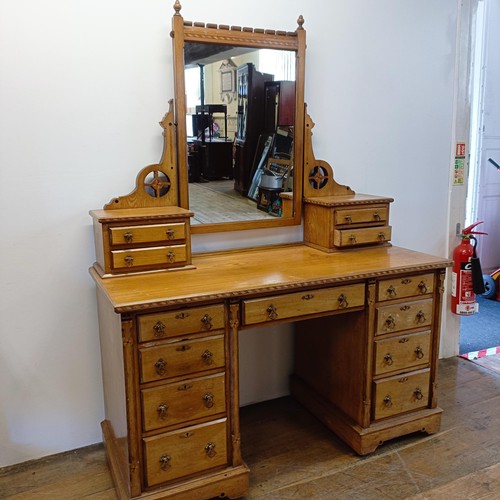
0, 0, 459, 467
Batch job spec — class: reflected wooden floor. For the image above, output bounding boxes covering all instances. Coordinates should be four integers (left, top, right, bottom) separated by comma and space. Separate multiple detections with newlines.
1, 357, 500, 499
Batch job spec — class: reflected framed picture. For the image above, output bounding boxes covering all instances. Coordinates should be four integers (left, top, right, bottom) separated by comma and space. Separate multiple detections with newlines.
219, 59, 237, 103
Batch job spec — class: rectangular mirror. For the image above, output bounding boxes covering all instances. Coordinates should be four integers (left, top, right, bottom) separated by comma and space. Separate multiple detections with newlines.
171, 3, 306, 233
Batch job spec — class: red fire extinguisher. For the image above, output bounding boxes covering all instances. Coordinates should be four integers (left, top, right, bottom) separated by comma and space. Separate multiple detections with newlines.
451, 221, 487, 315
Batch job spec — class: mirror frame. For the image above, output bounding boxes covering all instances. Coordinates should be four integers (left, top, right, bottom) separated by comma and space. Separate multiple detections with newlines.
171, 1, 306, 234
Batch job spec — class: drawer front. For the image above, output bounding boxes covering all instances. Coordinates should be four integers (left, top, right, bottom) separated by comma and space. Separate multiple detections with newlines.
374, 331, 431, 376
138, 304, 225, 343
141, 373, 226, 432
143, 419, 228, 487
373, 369, 430, 420
111, 245, 187, 270
139, 336, 225, 384
334, 206, 388, 226
333, 226, 392, 247
242, 284, 365, 326
375, 298, 433, 336
377, 273, 435, 302
109, 222, 186, 246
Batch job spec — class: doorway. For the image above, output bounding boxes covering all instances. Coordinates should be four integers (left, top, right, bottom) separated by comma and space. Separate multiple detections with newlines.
460, 0, 500, 359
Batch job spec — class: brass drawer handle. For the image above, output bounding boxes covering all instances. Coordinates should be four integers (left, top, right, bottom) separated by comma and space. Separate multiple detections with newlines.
203, 392, 215, 408
153, 321, 166, 337
415, 346, 425, 359
201, 313, 213, 330
387, 285, 397, 298
383, 353, 393, 366
414, 387, 424, 400
205, 442, 217, 458
349, 234, 357, 244
302, 294, 315, 300
166, 251, 176, 263
383, 395, 393, 408
124, 255, 134, 267
344, 215, 352, 224
373, 212, 381, 221
267, 304, 278, 320
157, 403, 169, 420
201, 350, 213, 365
418, 281, 428, 294
377, 232, 386, 241
416, 310, 426, 324
123, 231, 133, 243
159, 454, 171, 470
165, 228, 175, 239
338, 294, 349, 308
384, 315, 396, 330
154, 358, 167, 376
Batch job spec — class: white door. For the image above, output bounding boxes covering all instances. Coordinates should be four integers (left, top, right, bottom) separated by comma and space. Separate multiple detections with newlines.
471, 0, 500, 272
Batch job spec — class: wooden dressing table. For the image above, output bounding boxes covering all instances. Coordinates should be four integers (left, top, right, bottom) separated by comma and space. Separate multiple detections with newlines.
89, 4, 451, 498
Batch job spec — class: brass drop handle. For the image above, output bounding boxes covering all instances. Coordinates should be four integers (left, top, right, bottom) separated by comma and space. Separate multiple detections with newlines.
201, 350, 213, 365
414, 387, 424, 400
415, 346, 425, 359
124, 255, 134, 267
165, 228, 175, 239
378, 232, 386, 241
159, 454, 171, 470
166, 251, 176, 263
201, 314, 213, 330
267, 304, 278, 320
384, 353, 394, 366
387, 285, 397, 298
157, 403, 169, 420
344, 215, 352, 224
205, 442, 217, 458
203, 392, 215, 408
123, 231, 133, 243
384, 315, 396, 330
337, 294, 349, 308
153, 321, 166, 337
373, 212, 381, 221
418, 281, 428, 294
383, 395, 393, 408
349, 234, 357, 244
154, 358, 167, 376
416, 310, 426, 324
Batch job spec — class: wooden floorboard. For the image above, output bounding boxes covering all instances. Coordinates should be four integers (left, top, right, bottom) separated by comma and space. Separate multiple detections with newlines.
1, 357, 500, 499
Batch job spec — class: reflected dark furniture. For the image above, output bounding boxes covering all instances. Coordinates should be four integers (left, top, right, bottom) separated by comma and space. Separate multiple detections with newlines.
264, 81, 296, 133
189, 139, 233, 181
234, 63, 273, 195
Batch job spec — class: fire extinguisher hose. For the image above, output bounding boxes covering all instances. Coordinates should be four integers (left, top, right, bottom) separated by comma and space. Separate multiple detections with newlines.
470, 236, 485, 295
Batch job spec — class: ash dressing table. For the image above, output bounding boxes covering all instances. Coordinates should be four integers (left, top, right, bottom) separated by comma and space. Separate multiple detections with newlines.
89, 4, 451, 499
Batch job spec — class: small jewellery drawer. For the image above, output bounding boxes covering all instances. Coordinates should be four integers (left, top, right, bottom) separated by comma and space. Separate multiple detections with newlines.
373, 368, 430, 420
242, 284, 365, 326
377, 273, 435, 302
333, 226, 392, 247
138, 304, 225, 343
334, 207, 388, 226
374, 331, 431, 376
109, 222, 186, 246
143, 418, 228, 487
139, 335, 225, 384
111, 245, 187, 270
375, 298, 433, 336
141, 373, 226, 432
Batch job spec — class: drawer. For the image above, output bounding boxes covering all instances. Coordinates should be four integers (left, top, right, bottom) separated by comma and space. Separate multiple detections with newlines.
377, 273, 435, 302
143, 418, 228, 487
109, 222, 186, 246
374, 330, 431, 376
373, 368, 430, 420
334, 206, 388, 226
375, 298, 433, 335
138, 304, 225, 342
333, 226, 392, 247
141, 373, 226, 432
242, 284, 365, 326
111, 245, 187, 270
139, 335, 225, 384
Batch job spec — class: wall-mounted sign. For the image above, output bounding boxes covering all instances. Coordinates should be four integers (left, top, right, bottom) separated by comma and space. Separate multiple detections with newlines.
454, 141, 466, 186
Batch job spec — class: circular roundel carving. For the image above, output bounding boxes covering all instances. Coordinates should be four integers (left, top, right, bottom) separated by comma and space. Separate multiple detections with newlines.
144, 170, 171, 198
308, 165, 330, 190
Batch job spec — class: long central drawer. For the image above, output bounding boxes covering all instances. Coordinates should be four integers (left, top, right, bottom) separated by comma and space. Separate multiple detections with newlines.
242, 284, 365, 326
